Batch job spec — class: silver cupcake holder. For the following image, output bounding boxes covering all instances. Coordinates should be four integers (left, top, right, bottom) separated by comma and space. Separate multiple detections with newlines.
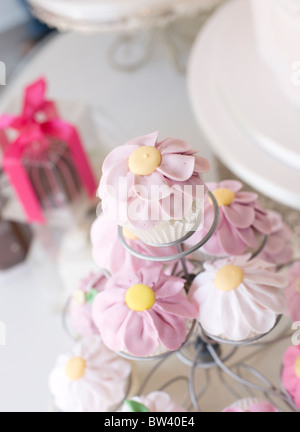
61, 188, 298, 411
114, 189, 298, 412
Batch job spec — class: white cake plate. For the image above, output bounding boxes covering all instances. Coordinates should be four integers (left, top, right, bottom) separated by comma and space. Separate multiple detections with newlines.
27, 0, 221, 33
188, 0, 300, 210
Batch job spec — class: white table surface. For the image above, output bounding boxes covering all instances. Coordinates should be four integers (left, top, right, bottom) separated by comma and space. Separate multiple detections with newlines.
0, 30, 293, 412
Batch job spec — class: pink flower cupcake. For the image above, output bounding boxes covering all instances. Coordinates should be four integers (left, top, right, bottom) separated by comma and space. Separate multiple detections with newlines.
120, 392, 187, 412
223, 398, 279, 412
49, 336, 131, 412
282, 345, 300, 409
284, 261, 300, 322
91, 214, 184, 274
190, 255, 286, 342
92, 264, 198, 357
258, 211, 293, 266
70, 271, 108, 338
185, 180, 271, 256
98, 132, 210, 245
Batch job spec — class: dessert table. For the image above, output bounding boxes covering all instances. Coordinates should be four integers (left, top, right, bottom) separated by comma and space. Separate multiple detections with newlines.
0, 28, 294, 412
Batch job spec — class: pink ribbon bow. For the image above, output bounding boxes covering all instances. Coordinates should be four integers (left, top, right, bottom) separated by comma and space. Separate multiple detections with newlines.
0, 78, 97, 223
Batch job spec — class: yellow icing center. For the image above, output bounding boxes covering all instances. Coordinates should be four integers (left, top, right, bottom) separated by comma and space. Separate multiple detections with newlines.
65, 357, 86, 381
128, 146, 162, 176
122, 227, 139, 241
125, 284, 156, 312
213, 188, 235, 207
72, 290, 86, 306
296, 278, 300, 293
295, 356, 300, 379
214, 265, 244, 292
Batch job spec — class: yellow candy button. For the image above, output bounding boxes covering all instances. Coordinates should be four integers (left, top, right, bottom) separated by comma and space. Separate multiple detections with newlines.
213, 188, 235, 207
214, 265, 244, 292
128, 146, 162, 176
295, 356, 300, 379
125, 284, 156, 312
65, 357, 86, 381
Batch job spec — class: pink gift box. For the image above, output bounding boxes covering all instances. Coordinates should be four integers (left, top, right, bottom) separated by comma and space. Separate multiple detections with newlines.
0, 78, 97, 225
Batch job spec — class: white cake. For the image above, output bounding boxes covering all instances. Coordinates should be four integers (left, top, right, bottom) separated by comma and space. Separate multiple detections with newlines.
252, 0, 300, 107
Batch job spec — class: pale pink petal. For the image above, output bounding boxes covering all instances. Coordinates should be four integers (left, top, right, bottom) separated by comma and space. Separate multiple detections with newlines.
138, 265, 163, 288
92, 301, 131, 352
154, 276, 185, 299
234, 226, 258, 248
223, 203, 255, 228
243, 271, 287, 288
133, 172, 171, 201
157, 154, 195, 181
194, 155, 210, 173
219, 180, 243, 193
101, 144, 137, 173
234, 191, 258, 203
158, 137, 193, 155
102, 159, 131, 200
217, 219, 247, 255
156, 294, 198, 318
252, 211, 272, 235
282, 366, 299, 395
248, 403, 278, 413
223, 407, 244, 413
147, 309, 187, 351
123, 313, 158, 356
221, 291, 251, 340
125, 132, 158, 147
293, 383, 300, 408
243, 283, 285, 314
105, 273, 139, 290
235, 288, 277, 334
283, 346, 300, 367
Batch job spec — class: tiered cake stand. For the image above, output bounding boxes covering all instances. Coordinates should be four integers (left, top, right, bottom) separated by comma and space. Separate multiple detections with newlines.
63, 191, 299, 412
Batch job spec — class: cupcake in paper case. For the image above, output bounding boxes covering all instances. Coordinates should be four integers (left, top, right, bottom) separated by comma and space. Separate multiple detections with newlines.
185, 180, 271, 256
92, 264, 198, 357
282, 345, 300, 409
49, 336, 131, 412
98, 132, 210, 245
91, 213, 193, 274
70, 271, 108, 338
189, 255, 286, 342
223, 398, 279, 413
258, 211, 293, 266
284, 262, 300, 322
120, 392, 187, 413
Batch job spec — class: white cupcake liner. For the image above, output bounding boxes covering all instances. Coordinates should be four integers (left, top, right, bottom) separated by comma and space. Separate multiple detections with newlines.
124, 199, 203, 246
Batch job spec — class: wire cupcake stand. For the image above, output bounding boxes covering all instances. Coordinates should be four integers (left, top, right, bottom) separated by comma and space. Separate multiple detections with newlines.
63, 191, 299, 412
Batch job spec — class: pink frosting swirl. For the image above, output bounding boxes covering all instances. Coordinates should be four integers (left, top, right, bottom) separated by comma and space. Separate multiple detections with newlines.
92, 264, 198, 356
99, 132, 210, 229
